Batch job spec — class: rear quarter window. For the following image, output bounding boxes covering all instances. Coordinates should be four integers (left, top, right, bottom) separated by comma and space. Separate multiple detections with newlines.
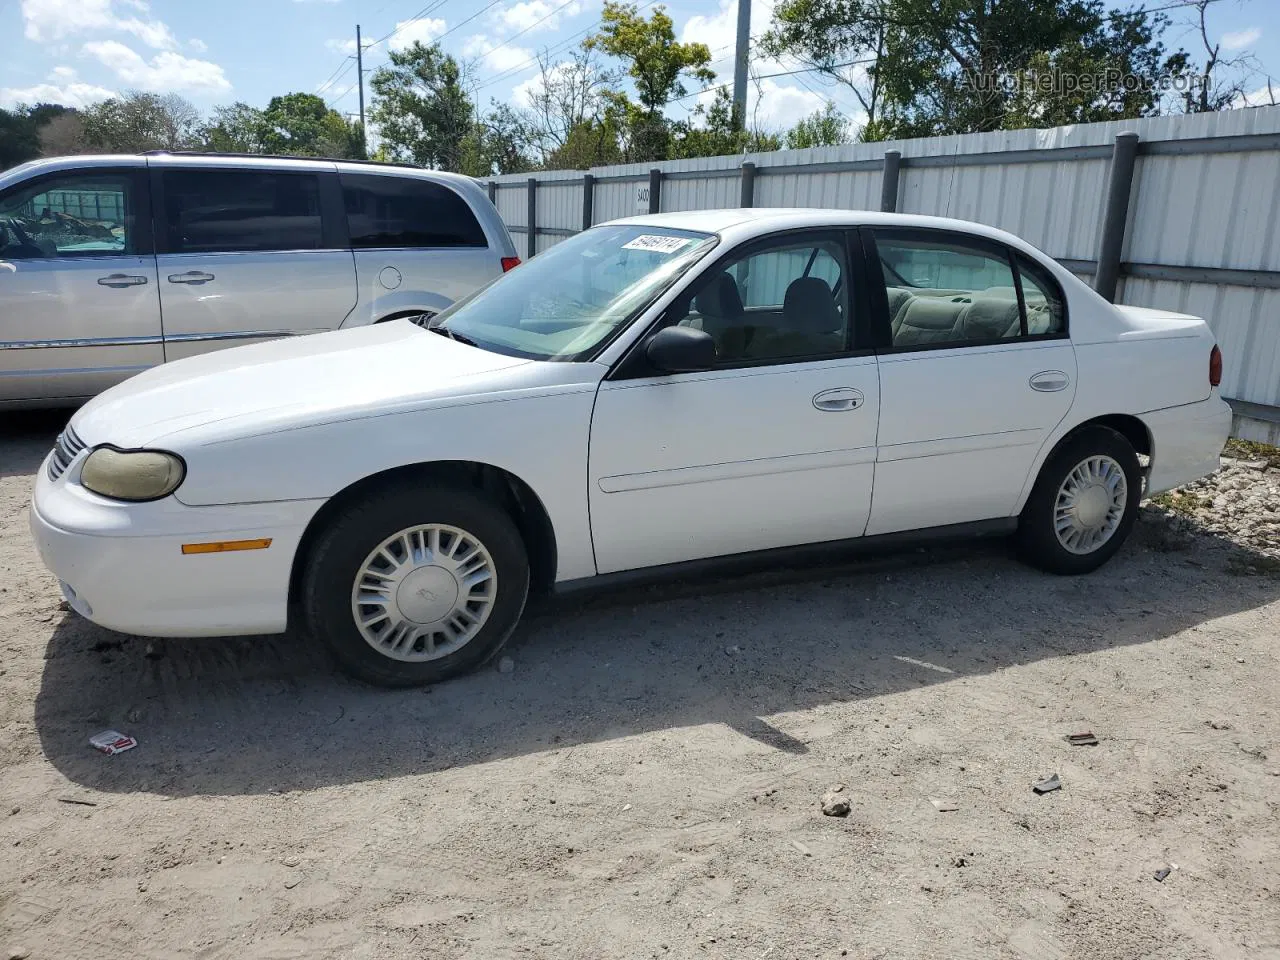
341, 173, 487, 249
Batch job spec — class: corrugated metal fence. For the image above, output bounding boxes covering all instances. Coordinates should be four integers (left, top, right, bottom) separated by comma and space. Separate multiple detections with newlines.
487, 106, 1280, 444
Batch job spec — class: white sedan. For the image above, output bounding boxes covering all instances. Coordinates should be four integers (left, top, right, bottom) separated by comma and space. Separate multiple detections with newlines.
31, 209, 1230, 686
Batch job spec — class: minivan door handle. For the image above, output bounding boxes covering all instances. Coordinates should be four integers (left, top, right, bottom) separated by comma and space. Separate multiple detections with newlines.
97, 273, 148, 288
812, 387, 865, 412
168, 271, 215, 284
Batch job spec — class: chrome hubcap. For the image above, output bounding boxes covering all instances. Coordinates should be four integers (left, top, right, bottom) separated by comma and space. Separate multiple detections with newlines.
351, 524, 497, 662
1054, 455, 1128, 555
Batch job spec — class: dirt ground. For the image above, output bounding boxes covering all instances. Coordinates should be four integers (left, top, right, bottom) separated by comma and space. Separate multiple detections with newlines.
2, 411, 1279, 960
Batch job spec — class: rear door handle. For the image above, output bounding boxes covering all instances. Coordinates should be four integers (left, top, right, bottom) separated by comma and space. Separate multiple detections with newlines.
813, 387, 865, 412
168, 271, 215, 284
97, 273, 148, 288
1029, 370, 1070, 392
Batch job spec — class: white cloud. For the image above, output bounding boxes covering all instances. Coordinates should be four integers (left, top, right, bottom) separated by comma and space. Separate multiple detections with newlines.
82, 40, 232, 93
326, 37, 357, 54
21, 0, 176, 49
1, 80, 116, 107
189, 38, 208, 53
50, 65, 78, 81
388, 17, 447, 52
1221, 26, 1261, 51
462, 34, 534, 73
495, 0, 582, 33
681, 0, 782, 63
747, 78, 826, 128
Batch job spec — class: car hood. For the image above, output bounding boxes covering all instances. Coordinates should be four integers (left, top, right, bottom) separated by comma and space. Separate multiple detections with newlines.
73, 321, 533, 448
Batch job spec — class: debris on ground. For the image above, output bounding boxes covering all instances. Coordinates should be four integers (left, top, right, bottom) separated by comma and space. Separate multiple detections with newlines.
497, 656, 515, 674
1032, 773, 1062, 794
790, 839, 813, 857
1066, 731, 1099, 746
1153, 865, 1179, 882
929, 798, 959, 812
56, 797, 98, 807
88, 731, 137, 755
820, 784, 851, 817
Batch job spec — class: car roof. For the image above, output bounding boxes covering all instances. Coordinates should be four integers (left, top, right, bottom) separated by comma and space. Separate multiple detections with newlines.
614, 207, 1034, 247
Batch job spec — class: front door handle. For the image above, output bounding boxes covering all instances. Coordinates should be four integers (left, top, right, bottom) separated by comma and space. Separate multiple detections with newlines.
813, 387, 865, 412
168, 271, 215, 284
97, 273, 148, 288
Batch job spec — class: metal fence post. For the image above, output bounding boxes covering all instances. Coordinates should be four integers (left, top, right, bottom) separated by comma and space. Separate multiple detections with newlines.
526, 177, 537, 260
582, 173, 594, 231
648, 168, 662, 214
488, 180, 496, 204
1095, 132, 1140, 303
880, 150, 902, 212
740, 161, 756, 208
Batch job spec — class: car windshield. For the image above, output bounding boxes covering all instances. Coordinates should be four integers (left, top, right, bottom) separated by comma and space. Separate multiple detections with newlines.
430, 224, 717, 361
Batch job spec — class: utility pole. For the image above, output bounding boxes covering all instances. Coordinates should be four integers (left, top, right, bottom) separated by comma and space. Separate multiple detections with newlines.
732, 0, 751, 129
356, 23, 367, 159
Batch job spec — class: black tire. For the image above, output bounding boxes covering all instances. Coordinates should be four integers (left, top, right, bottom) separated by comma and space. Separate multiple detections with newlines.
1016, 425, 1142, 575
302, 482, 529, 687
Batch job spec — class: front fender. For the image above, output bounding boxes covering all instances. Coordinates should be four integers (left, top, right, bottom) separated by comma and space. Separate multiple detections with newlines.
168, 387, 601, 581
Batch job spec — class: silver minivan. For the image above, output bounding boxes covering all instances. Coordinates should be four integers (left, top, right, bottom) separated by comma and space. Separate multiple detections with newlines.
0, 152, 520, 408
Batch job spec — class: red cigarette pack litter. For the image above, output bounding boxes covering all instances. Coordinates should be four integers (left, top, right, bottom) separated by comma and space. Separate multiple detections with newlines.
89, 730, 137, 755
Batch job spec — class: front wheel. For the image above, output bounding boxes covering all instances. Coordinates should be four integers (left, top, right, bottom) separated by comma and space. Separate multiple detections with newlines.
1016, 425, 1142, 575
302, 483, 529, 687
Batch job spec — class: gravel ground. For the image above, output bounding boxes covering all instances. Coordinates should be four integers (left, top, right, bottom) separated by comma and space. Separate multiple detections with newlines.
2, 412, 1279, 960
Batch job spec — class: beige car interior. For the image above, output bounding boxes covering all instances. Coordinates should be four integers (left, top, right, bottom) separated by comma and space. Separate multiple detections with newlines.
887, 286, 1056, 346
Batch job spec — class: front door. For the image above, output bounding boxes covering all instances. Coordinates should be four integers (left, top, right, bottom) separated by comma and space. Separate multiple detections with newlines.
864, 227, 1077, 536
589, 230, 881, 574
0, 168, 161, 403
154, 165, 356, 361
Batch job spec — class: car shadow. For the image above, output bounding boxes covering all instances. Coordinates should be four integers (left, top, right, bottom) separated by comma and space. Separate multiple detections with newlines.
0, 410, 67, 479
33, 514, 1280, 798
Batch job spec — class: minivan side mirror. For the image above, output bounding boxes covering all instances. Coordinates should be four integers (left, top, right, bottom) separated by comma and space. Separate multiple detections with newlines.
645, 325, 718, 373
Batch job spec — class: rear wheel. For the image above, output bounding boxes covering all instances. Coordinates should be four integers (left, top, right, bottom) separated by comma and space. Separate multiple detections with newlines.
302, 483, 529, 687
1016, 425, 1141, 575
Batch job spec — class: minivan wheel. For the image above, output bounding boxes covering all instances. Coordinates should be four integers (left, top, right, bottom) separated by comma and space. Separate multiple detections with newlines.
1016, 425, 1142, 575
302, 483, 529, 687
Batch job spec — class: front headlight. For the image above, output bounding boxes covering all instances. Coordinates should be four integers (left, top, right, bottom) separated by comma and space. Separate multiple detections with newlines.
79, 447, 186, 502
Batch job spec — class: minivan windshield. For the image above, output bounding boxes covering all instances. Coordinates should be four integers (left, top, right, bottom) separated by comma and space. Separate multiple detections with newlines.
429, 224, 717, 361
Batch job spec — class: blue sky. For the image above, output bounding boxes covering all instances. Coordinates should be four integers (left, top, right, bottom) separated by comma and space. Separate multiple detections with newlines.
2, 0, 1277, 134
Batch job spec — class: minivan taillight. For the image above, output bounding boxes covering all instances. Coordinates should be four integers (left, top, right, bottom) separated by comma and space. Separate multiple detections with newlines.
501, 256, 521, 272
1209, 344, 1223, 387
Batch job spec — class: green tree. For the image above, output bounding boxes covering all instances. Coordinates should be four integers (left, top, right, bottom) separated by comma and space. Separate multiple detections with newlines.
585, 2, 716, 161
1, 103, 76, 169
671, 88, 781, 158
461, 102, 538, 176
370, 41, 475, 170
201, 101, 267, 153
763, 0, 1185, 140
544, 117, 626, 169
81, 92, 202, 151
785, 103, 851, 148
258, 92, 361, 158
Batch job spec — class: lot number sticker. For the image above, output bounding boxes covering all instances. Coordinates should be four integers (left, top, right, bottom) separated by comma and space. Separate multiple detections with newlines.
621, 234, 692, 254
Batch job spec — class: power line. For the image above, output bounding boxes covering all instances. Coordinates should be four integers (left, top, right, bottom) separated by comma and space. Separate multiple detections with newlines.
365, 0, 453, 50
474, 0, 661, 92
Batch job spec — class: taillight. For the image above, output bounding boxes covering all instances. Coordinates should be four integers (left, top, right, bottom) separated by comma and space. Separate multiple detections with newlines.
501, 256, 521, 272
1209, 344, 1222, 387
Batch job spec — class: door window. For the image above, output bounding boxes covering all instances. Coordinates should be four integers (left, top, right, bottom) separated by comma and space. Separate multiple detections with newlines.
160, 170, 323, 254
0, 174, 135, 259
1015, 252, 1067, 334
342, 174, 486, 248
873, 232, 1023, 347
669, 234, 852, 363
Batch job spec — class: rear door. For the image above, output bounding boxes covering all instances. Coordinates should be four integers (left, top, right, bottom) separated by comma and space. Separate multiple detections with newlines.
0, 166, 162, 403
864, 227, 1077, 536
153, 163, 356, 361
341, 172, 504, 323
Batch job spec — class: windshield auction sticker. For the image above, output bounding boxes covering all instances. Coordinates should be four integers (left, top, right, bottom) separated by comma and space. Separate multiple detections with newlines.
621, 235, 694, 254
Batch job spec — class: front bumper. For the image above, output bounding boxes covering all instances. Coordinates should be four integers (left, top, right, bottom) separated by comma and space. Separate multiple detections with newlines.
1141, 392, 1233, 496
30, 451, 324, 638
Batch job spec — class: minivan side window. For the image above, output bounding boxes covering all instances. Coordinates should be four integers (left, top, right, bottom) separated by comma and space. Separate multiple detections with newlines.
160, 170, 323, 254
341, 174, 486, 249
0, 174, 136, 259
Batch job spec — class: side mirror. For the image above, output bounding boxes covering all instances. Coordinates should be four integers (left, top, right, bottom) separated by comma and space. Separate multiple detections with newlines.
645, 325, 718, 374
